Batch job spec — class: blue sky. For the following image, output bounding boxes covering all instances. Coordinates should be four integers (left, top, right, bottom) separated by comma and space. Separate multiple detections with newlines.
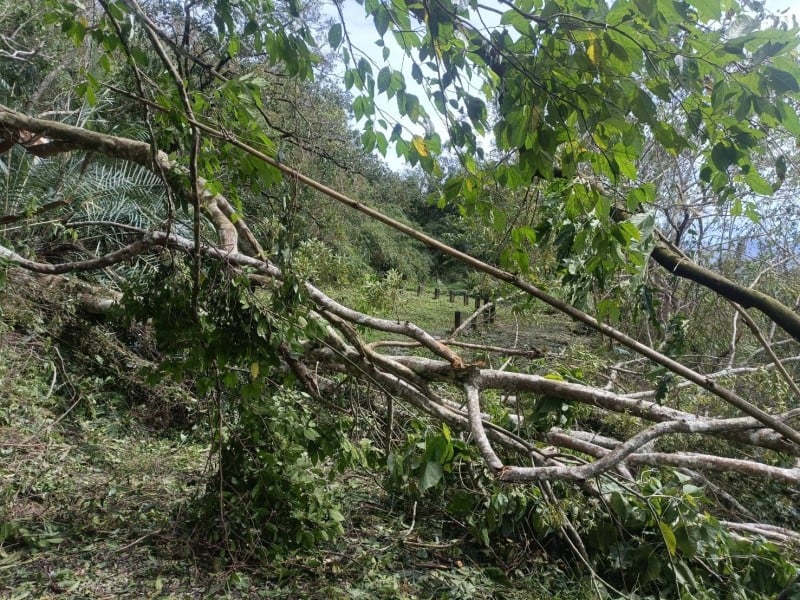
766, 0, 800, 14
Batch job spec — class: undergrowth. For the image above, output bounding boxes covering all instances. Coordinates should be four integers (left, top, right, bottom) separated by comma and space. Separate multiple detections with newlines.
0, 270, 592, 598
2, 269, 797, 599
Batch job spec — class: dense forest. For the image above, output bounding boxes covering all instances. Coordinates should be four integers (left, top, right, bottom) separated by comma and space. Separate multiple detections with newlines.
1, 0, 800, 597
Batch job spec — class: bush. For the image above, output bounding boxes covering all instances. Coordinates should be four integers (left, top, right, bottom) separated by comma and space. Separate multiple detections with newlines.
356, 269, 407, 316
196, 386, 346, 559
293, 238, 362, 287
123, 262, 354, 560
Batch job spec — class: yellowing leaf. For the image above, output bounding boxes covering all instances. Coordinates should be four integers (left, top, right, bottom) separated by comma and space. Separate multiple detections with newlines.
529, 105, 541, 130
432, 38, 443, 60
250, 361, 259, 379
587, 34, 601, 66
412, 135, 429, 157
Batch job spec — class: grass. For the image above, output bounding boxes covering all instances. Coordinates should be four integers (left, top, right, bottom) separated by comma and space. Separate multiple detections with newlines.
0, 273, 599, 598
0, 329, 208, 598
331, 283, 584, 354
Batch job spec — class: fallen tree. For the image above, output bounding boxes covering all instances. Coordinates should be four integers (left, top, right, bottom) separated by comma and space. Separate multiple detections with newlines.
2, 105, 799, 488
2, 0, 800, 594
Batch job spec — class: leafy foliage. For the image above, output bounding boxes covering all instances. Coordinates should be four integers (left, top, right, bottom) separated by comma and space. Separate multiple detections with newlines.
119, 261, 357, 558
198, 386, 348, 559
2, 0, 800, 597
591, 471, 798, 598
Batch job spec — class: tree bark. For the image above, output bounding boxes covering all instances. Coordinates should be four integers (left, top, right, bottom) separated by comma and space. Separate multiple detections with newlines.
651, 240, 800, 342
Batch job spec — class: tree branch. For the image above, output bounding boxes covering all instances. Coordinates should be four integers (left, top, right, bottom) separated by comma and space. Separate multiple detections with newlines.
651, 235, 800, 342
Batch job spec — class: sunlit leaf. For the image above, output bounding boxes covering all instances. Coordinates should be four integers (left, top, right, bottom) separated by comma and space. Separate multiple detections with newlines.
411, 135, 429, 157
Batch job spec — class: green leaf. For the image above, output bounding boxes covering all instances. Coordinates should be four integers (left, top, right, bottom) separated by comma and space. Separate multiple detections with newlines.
419, 460, 444, 491
613, 153, 637, 179
500, 8, 531, 36
465, 96, 486, 126
674, 526, 697, 558
777, 102, 800, 136
744, 170, 773, 195
630, 89, 656, 124
659, 521, 677, 557
776, 155, 787, 183
597, 298, 620, 323
744, 202, 761, 223
411, 62, 423, 84
353, 96, 365, 120
764, 66, 799, 94
357, 57, 372, 80
734, 93, 751, 121
328, 23, 342, 49
377, 67, 391, 93
374, 7, 390, 37
328, 508, 344, 522
405, 93, 421, 120
609, 491, 629, 519
754, 41, 791, 63
710, 143, 737, 171
375, 132, 388, 156
691, 0, 721, 20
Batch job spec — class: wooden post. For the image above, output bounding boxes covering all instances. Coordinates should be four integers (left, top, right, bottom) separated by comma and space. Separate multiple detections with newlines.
483, 297, 491, 323
474, 296, 480, 310
434, 288, 440, 299
417, 285, 421, 296
449, 290, 455, 302
463, 292, 468, 305
454, 311, 462, 329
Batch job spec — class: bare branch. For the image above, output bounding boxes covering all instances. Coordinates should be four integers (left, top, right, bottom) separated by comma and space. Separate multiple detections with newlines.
652, 233, 800, 342
0, 236, 159, 274
367, 339, 544, 358
464, 383, 504, 471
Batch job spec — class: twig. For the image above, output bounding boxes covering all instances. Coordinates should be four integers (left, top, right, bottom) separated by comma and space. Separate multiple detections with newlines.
401, 501, 418, 538
108, 529, 161, 554
730, 302, 800, 402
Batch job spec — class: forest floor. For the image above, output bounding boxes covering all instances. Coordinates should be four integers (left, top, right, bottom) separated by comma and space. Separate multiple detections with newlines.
0, 273, 597, 599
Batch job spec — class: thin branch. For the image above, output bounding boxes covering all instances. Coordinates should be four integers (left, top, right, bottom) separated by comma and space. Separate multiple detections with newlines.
730, 302, 800, 401
367, 339, 544, 358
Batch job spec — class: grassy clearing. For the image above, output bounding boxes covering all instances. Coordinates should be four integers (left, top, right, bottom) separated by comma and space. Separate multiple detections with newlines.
0, 275, 596, 598
330, 284, 583, 353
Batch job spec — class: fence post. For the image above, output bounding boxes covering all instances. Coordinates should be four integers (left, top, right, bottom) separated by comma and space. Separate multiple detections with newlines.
449, 290, 454, 302
463, 292, 468, 305
454, 311, 462, 329
417, 285, 421, 296
434, 288, 440, 299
